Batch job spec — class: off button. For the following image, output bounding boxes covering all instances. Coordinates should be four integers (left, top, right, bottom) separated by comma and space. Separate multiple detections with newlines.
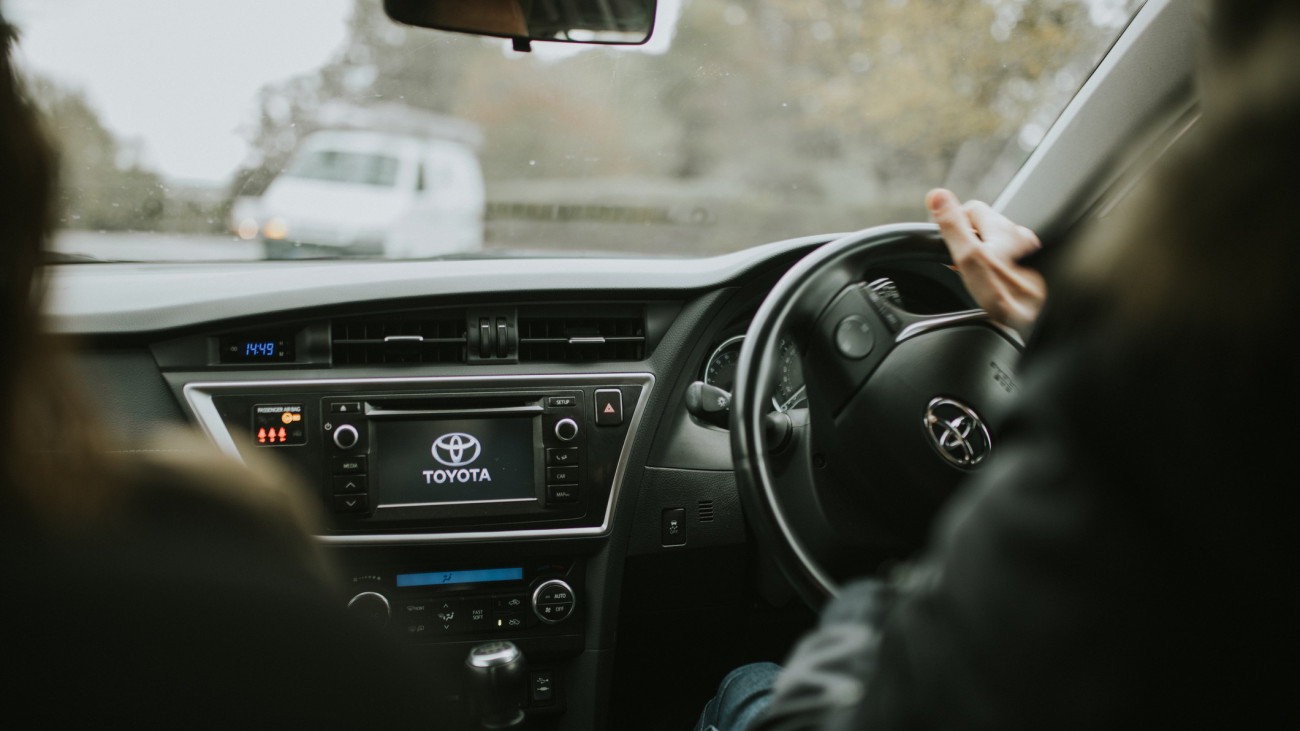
594, 389, 623, 426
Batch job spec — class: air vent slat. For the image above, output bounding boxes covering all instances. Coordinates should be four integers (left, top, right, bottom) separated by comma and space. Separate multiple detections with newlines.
517, 312, 647, 362
332, 315, 467, 366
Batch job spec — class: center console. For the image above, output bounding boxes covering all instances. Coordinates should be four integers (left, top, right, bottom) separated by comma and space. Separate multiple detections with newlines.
182, 374, 654, 724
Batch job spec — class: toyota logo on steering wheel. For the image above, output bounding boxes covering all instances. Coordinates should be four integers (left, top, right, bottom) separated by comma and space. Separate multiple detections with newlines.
923, 398, 992, 468
432, 433, 482, 467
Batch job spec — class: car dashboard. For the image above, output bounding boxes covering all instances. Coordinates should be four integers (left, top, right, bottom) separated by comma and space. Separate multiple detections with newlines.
47, 236, 834, 729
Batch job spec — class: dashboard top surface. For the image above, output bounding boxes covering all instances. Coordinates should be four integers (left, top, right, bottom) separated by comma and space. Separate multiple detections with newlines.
44, 235, 832, 336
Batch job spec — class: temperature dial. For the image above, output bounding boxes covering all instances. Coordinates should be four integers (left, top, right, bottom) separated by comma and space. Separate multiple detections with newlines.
531, 579, 576, 624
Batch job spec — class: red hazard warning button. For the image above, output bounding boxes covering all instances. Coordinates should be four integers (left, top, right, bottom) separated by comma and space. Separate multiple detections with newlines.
594, 389, 624, 426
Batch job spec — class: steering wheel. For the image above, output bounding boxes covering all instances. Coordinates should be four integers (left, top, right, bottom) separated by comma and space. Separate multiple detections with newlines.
731, 223, 1024, 607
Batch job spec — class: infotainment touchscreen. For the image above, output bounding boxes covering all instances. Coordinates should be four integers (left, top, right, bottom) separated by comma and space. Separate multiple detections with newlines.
372, 417, 537, 506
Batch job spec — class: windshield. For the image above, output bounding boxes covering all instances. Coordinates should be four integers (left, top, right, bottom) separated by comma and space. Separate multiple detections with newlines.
8, 0, 1144, 262
285, 150, 402, 187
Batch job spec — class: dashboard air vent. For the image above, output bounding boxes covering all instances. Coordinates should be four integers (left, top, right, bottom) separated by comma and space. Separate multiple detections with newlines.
518, 311, 646, 362
332, 315, 467, 365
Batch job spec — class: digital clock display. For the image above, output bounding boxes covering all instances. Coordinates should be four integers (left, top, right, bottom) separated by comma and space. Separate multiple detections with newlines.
219, 335, 294, 363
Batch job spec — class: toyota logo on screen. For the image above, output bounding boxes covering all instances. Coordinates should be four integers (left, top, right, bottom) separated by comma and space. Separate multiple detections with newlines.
432, 433, 482, 467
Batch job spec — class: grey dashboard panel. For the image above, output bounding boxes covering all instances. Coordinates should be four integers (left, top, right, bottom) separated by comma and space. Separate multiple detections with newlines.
43, 236, 830, 336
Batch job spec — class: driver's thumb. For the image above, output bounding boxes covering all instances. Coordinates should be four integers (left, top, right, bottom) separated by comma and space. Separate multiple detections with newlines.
926, 188, 978, 257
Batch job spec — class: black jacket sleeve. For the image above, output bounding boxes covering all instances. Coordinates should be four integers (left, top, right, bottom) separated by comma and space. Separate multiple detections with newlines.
758, 329, 1293, 729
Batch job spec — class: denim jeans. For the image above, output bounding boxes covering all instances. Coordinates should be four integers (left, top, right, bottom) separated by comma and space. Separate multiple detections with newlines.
693, 662, 783, 731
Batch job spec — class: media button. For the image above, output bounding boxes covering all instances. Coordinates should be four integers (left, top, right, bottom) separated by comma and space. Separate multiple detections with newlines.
547, 396, 577, 408
333, 455, 367, 475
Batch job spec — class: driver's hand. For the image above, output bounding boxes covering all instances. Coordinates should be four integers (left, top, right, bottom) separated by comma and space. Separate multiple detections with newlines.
926, 188, 1046, 338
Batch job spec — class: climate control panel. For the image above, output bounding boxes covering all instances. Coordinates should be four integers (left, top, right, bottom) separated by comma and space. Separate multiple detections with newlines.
342, 559, 582, 644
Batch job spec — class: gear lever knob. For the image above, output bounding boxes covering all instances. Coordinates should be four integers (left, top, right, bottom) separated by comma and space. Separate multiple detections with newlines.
465, 640, 527, 729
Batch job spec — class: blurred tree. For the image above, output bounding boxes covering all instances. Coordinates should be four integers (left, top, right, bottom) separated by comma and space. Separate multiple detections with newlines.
754, 0, 1138, 191
27, 76, 166, 231
226, 0, 1139, 245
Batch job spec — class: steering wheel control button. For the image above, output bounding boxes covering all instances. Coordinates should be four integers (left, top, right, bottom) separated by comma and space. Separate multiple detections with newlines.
594, 389, 623, 425
554, 418, 580, 442
661, 507, 687, 547
332, 423, 360, 450
546, 447, 579, 465
923, 398, 993, 468
546, 484, 579, 504
532, 580, 576, 624
834, 315, 876, 360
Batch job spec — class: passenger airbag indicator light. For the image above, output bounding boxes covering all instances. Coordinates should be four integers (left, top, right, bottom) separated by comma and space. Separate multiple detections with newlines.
253, 404, 307, 446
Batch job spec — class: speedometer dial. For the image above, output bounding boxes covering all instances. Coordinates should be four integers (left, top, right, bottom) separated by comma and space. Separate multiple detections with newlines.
774, 336, 807, 411
703, 335, 745, 393
703, 334, 806, 411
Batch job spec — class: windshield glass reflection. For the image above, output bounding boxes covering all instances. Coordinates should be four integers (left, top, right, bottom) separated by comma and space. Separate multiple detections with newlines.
9, 0, 1144, 262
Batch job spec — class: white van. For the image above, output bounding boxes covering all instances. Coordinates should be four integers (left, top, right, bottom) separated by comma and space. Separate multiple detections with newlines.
246, 129, 484, 259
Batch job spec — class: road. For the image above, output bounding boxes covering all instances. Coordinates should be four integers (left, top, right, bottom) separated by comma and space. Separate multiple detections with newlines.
52, 231, 264, 262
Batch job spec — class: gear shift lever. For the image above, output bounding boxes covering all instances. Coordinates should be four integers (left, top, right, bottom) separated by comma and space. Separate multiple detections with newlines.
465, 641, 527, 729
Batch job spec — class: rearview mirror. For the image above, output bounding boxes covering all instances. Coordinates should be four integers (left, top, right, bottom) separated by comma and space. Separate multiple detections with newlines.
383, 0, 656, 49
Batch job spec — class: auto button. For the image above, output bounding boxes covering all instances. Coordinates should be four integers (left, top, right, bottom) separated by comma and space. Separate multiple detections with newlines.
531, 579, 576, 625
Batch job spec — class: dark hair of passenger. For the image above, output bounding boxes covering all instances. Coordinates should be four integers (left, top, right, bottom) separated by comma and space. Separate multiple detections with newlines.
1067, 0, 1300, 333
0, 15, 118, 530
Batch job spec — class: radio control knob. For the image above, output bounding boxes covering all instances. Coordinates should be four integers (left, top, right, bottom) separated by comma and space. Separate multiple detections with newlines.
532, 579, 576, 624
554, 418, 579, 442
347, 591, 390, 627
333, 423, 360, 450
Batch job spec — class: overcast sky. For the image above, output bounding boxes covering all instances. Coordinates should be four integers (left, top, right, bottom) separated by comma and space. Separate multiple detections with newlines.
7, 0, 353, 183
4, 0, 683, 185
